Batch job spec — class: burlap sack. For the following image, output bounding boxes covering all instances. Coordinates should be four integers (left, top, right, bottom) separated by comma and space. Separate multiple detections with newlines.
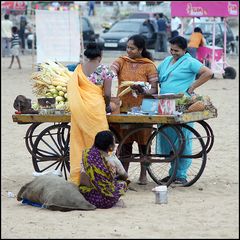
17, 175, 96, 211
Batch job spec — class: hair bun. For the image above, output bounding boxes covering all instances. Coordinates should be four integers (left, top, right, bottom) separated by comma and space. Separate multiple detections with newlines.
86, 42, 98, 50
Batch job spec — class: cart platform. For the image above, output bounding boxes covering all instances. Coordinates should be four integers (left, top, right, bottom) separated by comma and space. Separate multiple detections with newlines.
12, 110, 217, 187
12, 110, 217, 124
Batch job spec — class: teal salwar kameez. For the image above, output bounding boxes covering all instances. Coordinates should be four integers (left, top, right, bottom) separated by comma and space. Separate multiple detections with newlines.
157, 53, 203, 179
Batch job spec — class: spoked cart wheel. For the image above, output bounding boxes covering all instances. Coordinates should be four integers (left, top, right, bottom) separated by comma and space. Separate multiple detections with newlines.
115, 126, 151, 182
175, 123, 207, 187
146, 123, 207, 187
115, 125, 181, 186
32, 123, 70, 180
146, 125, 184, 186
25, 122, 46, 155
193, 120, 214, 155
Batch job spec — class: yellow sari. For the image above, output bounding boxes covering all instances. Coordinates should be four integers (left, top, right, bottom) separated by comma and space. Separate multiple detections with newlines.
67, 64, 109, 185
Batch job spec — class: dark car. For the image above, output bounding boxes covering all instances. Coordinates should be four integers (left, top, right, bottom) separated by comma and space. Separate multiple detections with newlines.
184, 22, 235, 53
98, 18, 157, 50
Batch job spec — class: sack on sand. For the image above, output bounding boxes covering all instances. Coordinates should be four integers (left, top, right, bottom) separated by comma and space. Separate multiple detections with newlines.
17, 174, 96, 211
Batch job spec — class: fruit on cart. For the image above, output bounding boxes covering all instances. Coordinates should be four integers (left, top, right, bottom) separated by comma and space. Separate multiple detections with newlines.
175, 95, 191, 106
175, 94, 216, 113
186, 101, 205, 112
31, 102, 40, 110
31, 61, 72, 112
55, 101, 66, 110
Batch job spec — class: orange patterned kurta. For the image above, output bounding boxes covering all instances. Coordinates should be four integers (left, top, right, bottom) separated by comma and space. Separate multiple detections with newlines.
110, 56, 158, 145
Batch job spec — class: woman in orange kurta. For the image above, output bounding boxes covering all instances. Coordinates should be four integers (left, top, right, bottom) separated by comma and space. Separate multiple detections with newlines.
110, 34, 159, 185
188, 27, 205, 58
67, 43, 116, 186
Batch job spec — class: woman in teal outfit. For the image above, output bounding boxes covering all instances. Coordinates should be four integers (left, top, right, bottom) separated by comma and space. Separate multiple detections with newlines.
156, 36, 213, 184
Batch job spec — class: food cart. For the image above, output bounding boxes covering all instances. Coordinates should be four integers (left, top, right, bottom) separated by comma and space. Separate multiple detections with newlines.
171, 1, 239, 79
12, 110, 217, 187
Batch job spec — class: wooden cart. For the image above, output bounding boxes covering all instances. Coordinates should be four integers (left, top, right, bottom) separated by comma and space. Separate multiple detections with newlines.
12, 110, 217, 187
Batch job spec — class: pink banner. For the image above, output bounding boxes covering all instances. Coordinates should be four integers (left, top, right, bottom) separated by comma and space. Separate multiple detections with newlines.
171, 1, 239, 17
1, 1, 26, 10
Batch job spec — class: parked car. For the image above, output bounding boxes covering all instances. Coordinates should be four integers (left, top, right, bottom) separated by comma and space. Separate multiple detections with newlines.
98, 18, 157, 50
184, 21, 235, 53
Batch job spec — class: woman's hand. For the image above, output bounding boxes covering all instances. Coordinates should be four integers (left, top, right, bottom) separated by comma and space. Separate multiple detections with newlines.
188, 66, 213, 93
187, 86, 195, 95
130, 84, 145, 95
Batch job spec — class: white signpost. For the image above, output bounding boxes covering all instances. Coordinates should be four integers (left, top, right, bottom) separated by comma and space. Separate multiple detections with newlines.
35, 10, 81, 63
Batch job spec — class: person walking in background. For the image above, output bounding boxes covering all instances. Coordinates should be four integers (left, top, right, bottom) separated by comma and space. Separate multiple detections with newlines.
8, 26, 22, 69
1, 14, 13, 57
110, 34, 158, 185
67, 42, 116, 186
155, 13, 168, 52
171, 16, 182, 38
188, 27, 205, 58
19, 15, 28, 54
88, 1, 95, 16
156, 36, 213, 185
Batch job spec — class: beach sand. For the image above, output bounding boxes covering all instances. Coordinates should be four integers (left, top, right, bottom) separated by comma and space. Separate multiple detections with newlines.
1, 52, 239, 239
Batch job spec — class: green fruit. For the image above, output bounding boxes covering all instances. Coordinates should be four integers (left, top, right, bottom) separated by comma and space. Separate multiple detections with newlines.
58, 91, 65, 96
45, 92, 53, 98
56, 85, 63, 91
55, 96, 64, 102
49, 88, 58, 94
31, 103, 39, 110
61, 87, 67, 92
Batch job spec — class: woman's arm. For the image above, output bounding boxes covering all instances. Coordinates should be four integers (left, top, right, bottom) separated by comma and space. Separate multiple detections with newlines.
131, 66, 159, 95
187, 66, 213, 94
103, 65, 119, 113
148, 80, 158, 94
103, 78, 112, 108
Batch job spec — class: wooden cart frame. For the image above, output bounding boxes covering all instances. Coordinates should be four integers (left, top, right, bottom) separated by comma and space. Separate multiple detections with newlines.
12, 110, 217, 187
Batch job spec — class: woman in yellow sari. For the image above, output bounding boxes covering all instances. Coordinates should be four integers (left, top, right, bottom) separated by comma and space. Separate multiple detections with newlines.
110, 34, 159, 185
67, 43, 116, 186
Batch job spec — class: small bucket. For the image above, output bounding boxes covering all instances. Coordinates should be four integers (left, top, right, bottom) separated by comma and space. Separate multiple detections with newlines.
152, 185, 168, 204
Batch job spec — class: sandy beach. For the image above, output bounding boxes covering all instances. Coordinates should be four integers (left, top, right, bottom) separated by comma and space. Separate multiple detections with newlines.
1, 47, 239, 239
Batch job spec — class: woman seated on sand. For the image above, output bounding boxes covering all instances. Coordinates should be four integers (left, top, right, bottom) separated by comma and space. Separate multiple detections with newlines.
79, 130, 130, 209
